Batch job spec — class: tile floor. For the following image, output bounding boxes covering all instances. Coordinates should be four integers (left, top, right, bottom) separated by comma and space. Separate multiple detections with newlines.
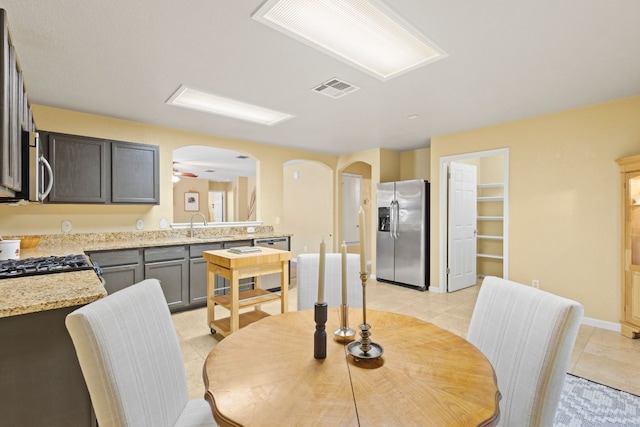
171, 279, 640, 400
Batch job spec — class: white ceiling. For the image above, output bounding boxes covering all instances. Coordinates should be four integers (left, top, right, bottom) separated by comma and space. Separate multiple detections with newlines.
3, 1, 640, 175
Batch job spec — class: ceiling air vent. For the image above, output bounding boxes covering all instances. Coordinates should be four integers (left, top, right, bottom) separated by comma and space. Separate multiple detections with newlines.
312, 78, 359, 99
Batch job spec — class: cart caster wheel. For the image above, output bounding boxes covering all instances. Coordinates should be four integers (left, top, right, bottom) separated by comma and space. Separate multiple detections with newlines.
210, 328, 216, 335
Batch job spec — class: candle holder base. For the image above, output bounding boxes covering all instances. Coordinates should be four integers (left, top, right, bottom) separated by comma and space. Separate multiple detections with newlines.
346, 341, 384, 360
346, 320, 384, 363
313, 302, 328, 360
333, 303, 356, 342
333, 326, 356, 342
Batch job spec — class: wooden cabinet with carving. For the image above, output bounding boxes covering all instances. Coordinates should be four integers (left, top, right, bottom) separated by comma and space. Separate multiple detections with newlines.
616, 155, 640, 338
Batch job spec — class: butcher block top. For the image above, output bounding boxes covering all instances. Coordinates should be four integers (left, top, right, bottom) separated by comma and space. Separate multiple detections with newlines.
203, 246, 292, 270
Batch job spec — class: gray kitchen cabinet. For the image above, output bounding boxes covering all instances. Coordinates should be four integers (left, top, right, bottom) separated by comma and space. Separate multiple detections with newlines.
111, 141, 159, 204
47, 132, 108, 203
0, 9, 36, 197
88, 248, 143, 294
144, 246, 189, 312
40, 130, 159, 204
0, 306, 97, 427
189, 242, 223, 306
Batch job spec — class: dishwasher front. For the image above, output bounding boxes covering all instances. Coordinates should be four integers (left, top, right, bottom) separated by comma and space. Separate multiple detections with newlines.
253, 237, 290, 291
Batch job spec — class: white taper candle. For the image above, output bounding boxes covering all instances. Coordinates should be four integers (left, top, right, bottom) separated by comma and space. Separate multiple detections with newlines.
341, 241, 347, 305
317, 237, 326, 303
358, 206, 366, 273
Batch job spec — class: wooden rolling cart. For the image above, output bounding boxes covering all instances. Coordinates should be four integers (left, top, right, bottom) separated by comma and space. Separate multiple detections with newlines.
203, 246, 291, 336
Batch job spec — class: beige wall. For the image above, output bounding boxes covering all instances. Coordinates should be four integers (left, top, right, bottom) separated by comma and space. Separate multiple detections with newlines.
283, 161, 333, 257
400, 147, 431, 181
431, 95, 640, 323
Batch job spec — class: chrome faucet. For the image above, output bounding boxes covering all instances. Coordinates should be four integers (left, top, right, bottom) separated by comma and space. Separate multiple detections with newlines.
190, 213, 208, 238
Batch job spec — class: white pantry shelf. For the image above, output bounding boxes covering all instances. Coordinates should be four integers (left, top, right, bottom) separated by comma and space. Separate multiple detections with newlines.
477, 253, 504, 260
477, 196, 504, 202
477, 235, 503, 240
478, 216, 504, 221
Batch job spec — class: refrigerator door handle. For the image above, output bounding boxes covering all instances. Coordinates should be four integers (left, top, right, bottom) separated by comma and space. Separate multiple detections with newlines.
394, 200, 400, 238
388, 201, 393, 239
391, 200, 399, 239
389, 200, 395, 239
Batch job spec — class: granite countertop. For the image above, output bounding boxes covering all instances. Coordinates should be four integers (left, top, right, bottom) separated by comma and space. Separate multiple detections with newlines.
0, 269, 106, 318
0, 227, 290, 318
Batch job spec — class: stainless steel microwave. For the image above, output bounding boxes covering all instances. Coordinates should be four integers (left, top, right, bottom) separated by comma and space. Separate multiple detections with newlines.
0, 131, 53, 203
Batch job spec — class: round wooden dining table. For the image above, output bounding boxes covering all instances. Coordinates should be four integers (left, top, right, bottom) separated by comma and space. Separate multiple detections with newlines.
203, 308, 500, 427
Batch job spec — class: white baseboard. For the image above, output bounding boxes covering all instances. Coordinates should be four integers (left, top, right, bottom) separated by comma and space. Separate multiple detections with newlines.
582, 316, 621, 332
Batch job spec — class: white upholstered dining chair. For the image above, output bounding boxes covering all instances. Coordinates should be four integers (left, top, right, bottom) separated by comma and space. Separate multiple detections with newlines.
65, 279, 216, 427
297, 253, 362, 310
467, 276, 583, 427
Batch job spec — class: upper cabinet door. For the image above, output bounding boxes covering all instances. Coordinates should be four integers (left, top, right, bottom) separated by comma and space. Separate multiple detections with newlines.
47, 133, 108, 203
0, 9, 36, 196
111, 141, 159, 204
0, 10, 9, 193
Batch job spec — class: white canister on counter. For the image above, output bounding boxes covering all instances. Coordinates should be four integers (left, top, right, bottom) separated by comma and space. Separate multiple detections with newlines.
0, 240, 21, 260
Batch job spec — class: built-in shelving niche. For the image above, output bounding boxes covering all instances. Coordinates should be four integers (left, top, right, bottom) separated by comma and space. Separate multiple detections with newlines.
477, 183, 504, 277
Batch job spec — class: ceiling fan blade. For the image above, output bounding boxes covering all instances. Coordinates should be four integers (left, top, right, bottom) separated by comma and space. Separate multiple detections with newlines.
175, 172, 198, 178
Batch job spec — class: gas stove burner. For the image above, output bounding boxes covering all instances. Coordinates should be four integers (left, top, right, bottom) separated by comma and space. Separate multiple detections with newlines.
0, 254, 93, 279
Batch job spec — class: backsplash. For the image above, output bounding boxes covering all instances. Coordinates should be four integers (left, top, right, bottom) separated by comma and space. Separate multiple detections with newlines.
6, 225, 274, 248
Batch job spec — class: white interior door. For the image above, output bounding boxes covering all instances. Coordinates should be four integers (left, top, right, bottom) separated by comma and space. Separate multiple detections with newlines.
342, 173, 361, 244
211, 191, 225, 222
447, 162, 477, 292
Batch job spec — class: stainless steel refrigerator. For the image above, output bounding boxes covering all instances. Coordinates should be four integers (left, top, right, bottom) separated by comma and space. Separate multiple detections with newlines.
376, 179, 429, 290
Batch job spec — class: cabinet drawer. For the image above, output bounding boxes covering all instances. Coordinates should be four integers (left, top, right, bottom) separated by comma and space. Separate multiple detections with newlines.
189, 243, 223, 258
89, 249, 141, 267
144, 246, 186, 263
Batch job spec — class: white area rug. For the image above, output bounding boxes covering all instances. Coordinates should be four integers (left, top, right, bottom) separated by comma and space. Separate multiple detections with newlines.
555, 374, 640, 426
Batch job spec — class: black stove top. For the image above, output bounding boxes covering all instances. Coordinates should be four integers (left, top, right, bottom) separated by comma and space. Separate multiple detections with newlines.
0, 254, 93, 279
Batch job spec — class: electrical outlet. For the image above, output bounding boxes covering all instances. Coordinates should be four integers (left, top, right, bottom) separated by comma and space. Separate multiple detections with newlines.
61, 220, 72, 233
532, 280, 540, 289
247, 226, 256, 233
135, 219, 144, 230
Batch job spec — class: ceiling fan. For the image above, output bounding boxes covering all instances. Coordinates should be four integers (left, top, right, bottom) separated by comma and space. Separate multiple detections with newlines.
172, 162, 198, 178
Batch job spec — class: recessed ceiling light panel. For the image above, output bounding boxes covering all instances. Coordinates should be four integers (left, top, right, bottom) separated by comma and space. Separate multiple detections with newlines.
253, 0, 447, 80
166, 85, 293, 126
